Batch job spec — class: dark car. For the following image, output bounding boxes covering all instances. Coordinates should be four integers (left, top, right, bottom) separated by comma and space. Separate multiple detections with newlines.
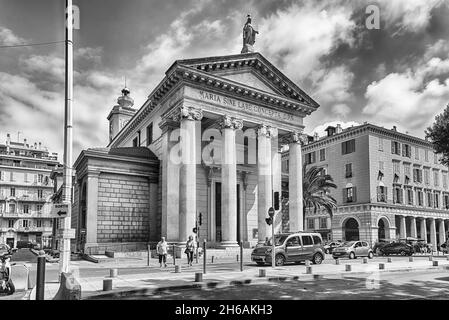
373, 240, 390, 255
380, 242, 413, 256
16, 241, 34, 249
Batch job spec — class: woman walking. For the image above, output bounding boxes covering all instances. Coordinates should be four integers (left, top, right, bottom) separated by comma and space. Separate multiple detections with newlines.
156, 237, 168, 267
185, 235, 196, 266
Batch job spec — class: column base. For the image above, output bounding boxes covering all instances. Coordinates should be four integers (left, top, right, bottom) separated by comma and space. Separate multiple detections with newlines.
219, 241, 239, 248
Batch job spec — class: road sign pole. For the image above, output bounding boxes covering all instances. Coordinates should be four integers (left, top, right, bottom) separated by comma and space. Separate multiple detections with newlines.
272, 220, 275, 268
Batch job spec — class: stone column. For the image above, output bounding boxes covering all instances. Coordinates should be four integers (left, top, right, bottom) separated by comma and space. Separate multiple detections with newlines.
159, 119, 180, 242
410, 216, 417, 238
178, 106, 202, 244
257, 125, 274, 244
430, 218, 437, 251
399, 215, 407, 239
439, 219, 446, 248
85, 170, 99, 248
420, 218, 428, 242
219, 116, 242, 247
286, 131, 307, 232
271, 130, 282, 234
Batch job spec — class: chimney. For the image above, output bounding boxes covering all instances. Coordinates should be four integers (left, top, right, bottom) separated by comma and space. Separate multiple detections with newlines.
392, 126, 397, 132
38, 142, 42, 150
336, 124, 342, 134
34, 142, 37, 149
24, 138, 27, 147
313, 132, 319, 141
6, 134, 10, 153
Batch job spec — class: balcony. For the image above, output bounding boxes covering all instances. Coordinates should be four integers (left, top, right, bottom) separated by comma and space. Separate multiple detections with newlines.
0, 210, 52, 218
16, 226, 53, 233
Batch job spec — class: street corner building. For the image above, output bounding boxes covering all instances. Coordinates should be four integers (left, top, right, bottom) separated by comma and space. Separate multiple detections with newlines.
71, 51, 321, 255
0, 135, 60, 248
297, 124, 449, 251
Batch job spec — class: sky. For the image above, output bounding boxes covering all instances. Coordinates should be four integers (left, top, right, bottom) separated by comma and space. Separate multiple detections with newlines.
1, 0, 449, 160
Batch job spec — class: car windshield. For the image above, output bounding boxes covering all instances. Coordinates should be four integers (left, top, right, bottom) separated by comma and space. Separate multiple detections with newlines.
265, 235, 288, 246
340, 241, 356, 247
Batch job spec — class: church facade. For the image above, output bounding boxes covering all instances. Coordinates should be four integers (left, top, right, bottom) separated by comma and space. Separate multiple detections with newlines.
72, 52, 319, 254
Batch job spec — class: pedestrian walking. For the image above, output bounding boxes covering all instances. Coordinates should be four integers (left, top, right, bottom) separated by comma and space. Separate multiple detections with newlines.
185, 235, 196, 266
157, 237, 168, 267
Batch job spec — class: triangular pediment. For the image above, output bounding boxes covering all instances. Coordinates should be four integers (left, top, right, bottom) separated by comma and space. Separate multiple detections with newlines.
172, 52, 319, 108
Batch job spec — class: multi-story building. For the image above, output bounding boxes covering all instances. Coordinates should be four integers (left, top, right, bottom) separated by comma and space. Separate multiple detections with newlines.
282, 123, 449, 250
0, 134, 60, 248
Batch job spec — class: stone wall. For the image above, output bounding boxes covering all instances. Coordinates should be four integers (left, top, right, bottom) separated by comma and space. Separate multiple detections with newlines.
96, 173, 150, 243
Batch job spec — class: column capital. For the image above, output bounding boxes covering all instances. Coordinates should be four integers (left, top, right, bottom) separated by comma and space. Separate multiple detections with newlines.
256, 124, 277, 138
218, 115, 243, 130
281, 131, 308, 145
173, 106, 203, 122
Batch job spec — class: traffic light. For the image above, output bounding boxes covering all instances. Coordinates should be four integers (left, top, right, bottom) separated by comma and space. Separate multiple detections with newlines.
274, 192, 280, 210
265, 217, 272, 225
192, 227, 197, 233
198, 213, 202, 226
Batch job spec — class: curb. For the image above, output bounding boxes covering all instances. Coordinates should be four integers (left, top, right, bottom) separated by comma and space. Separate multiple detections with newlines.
82, 263, 449, 299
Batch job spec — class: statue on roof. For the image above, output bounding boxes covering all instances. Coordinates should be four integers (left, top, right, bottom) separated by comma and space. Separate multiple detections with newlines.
241, 14, 258, 53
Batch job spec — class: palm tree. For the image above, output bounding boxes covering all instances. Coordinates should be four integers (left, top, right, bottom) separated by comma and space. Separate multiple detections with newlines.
302, 165, 337, 228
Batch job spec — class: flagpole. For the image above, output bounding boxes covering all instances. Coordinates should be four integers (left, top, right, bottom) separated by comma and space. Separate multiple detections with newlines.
59, 0, 74, 275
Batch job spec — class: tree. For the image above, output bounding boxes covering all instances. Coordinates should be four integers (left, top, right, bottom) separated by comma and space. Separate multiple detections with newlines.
426, 104, 449, 166
302, 165, 338, 228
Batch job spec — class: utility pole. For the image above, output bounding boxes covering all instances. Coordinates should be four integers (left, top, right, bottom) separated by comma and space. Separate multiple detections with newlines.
59, 0, 74, 275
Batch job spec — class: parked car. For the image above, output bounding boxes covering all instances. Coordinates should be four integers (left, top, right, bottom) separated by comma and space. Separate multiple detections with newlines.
323, 241, 342, 254
251, 232, 325, 266
0, 244, 11, 257
373, 239, 391, 255
439, 243, 448, 253
16, 241, 35, 249
380, 242, 414, 256
332, 241, 374, 259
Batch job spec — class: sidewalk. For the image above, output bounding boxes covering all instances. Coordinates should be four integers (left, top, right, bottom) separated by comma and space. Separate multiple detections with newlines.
34, 255, 449, 300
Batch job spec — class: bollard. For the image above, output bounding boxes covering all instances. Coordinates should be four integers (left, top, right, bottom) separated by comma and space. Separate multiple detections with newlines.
433, 261, 439, 267
379, 263, 385, 270
195, 272, 203, 282
103, 278, 113, 291
110, 268, 118, 278
306, 266, 312, 274
345, 264, 352, 272
175, 265, 182, 273
409, 257, 414, 262
259, 269, 266, 277
362, 258, 368, 264
387, 257, 392, 263
211, 256, 214, 263
305, 260, 310, 267
147, 244, 151, 266
335, 259, 340, 265
240, 241, 243, 272
429, 256, 433, 261
35, 255, 46, 300
203, 239, 207, 275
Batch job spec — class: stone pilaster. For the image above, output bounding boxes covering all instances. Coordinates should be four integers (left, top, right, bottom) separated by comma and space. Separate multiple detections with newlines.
439, 219, 446, 247
430, 218, 437, 251
420, 218, 428, 242
85, 170, 100, 248
219, 116, 243, 247
399, 215, 407, 239
410, 216, 417, 238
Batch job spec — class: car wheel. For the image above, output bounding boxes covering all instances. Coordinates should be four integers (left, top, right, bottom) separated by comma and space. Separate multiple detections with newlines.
368, 252, 374, 259
400, 250, 406, 256
312, 253, 323, 265
275, 254, 285, 266
349, 252, 355, 259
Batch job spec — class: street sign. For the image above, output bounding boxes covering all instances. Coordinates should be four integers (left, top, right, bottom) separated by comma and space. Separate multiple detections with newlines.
268, 207, 275, 217
50, 203, 70, 218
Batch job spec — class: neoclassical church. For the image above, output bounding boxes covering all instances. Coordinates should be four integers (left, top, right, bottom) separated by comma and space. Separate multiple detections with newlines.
71, 18, 319, 254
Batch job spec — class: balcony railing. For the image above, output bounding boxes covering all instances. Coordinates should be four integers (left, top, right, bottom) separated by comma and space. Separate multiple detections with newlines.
16, 226, 53, 233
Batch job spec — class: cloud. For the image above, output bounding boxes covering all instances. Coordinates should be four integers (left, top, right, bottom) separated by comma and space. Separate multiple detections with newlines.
363, 40, 449, 136
311, 65, 354, 106
331, 104, 351, 117
0, 26, 26, 46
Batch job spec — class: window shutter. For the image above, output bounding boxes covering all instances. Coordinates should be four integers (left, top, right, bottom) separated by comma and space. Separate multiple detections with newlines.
353, 187, 357, 202
342, 143, 346, 155
402, 145, 406, 156
393, 188, 397, 203
391, 141, 395, 154
376, 186, 380, 201
351, 139, 355, 152
342, 188, 347, 203
385, 187, 388, 201
397, 143, 401, 155
400, 189, 403, 204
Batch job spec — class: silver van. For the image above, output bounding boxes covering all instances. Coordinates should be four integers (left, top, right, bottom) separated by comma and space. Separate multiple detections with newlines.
251, 232, 325, 266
